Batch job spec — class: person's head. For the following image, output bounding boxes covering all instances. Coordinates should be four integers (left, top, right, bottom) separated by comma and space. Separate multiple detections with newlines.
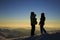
41, 12, 45, 17
31, 12, 36, 17
31, 12, 34, 16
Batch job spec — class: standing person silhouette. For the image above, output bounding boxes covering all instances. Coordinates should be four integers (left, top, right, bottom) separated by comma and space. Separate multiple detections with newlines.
30, 12, 37, 36
39, 13, 47, 34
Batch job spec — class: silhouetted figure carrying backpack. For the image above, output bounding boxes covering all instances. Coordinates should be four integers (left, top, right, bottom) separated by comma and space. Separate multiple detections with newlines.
39, 13, 47, 34
30, 12, 37, 36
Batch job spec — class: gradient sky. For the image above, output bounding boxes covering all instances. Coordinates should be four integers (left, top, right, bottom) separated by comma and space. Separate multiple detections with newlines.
0, 0, 60, 28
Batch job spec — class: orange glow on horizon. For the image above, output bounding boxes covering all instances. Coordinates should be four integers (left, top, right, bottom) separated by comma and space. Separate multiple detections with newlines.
0, 22, 60, 28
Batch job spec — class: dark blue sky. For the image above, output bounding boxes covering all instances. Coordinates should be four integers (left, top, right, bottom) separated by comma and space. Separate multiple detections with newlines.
0, 0, 60, 24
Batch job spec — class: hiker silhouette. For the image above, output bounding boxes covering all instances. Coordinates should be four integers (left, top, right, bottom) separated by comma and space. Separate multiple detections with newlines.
39, 13, 47, 34
30, 12, 37, 36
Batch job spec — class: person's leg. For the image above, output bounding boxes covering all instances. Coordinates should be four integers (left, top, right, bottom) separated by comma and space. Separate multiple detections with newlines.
31, 25, 35, 36
33, 25, 35, 35
40, 25, 43, 34
43, 27, 47, 33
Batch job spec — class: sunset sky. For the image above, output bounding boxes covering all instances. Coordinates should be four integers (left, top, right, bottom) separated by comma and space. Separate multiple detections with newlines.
0, 0, 60, 28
